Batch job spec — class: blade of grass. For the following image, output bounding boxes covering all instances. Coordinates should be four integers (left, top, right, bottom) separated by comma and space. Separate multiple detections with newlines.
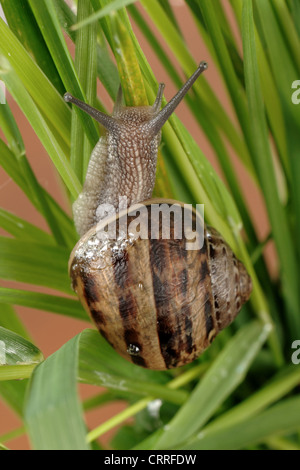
243, 0, 300, 335
0, 63, 81, 199
255, 0, 300, 272
0, 149, 76, 250
271, 0, 300, 74
202, 365, 300, 435
24, 333, 90, 450
0, 208, 54, 244
0, 304, 31, 341
0, 17, 70, 147
231, 0, 289, 183
0, 381, 28, 417
154, 321, 270, 450
0, 237, 72, 294
0, 327, 43, 381
139, 0, 252, 172
78, 329, 186, 405
129, 3, 257, 244
28, 0, 99, 148
0, 100, 24, 157
101, 7, 147, 106
182, 396, 300, 450
0, 288, 88, 322
53, 0, 120, 101
71, 0, 98, 182
72, 0, 139, 30
0, 139, 76, 248
86, 360, 208, 444
1, 0, 65, 94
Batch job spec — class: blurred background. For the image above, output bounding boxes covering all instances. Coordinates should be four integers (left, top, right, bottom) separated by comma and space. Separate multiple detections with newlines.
0, 0, 271, 450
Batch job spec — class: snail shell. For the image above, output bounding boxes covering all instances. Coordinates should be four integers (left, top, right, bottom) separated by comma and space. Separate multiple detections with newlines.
69, 200, 252, 370
65, 61, 252, 370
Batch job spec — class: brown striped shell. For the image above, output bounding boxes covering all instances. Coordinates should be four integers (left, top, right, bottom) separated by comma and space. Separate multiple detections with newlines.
69, 200, 252, 370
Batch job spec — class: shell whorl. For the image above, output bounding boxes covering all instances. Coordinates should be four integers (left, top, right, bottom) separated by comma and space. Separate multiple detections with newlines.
69, 201, 252, 370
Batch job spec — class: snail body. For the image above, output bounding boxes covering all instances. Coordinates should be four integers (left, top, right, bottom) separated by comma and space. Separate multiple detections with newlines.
65, 61, 252, 370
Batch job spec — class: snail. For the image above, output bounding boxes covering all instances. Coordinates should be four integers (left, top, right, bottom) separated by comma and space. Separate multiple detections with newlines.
64, 61, 252, 370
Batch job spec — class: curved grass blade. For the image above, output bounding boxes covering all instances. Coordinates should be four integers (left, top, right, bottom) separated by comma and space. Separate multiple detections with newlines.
139, 0, 251, 171
202, 365, 300, 436
0, 63, 81, 199
53, 0, 120, 101
71, 0, 98, 182
0, 327, 43, 381
0, 208, 54, 245
0, 17, 70, 147
242, 0, 300, 335
0, 288, 88, 322
78, 329, 185, 405
1, 0, 65, 95
154, 321, 270, 450
0, 304, 30, 341
271, 0, 300, 74
0, 237, 72, 294
24, 333, 90, 450
0, 100, 24, 157
0, 140, 76, 248
72, 0, 139, 30
182, 396, 300, 450
28, 0, 99, 148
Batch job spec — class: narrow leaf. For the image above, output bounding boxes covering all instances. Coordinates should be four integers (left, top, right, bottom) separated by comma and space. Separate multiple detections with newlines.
25, 333, 89, 450
155, 321, 270, 449
0, 327, 43, 381
0, 288, 88, 322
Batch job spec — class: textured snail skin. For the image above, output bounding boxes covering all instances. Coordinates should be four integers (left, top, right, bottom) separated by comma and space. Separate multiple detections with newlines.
65, 61, 252, 370
69, 202, 252, 370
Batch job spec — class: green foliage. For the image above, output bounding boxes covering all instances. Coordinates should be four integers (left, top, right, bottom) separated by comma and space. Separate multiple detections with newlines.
0, 0, 299, 450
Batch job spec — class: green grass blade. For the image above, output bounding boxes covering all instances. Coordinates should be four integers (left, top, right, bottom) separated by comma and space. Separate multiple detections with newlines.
0, 381, 28, 417
24, 333, 90, 450
17, 157, 69, 246
140, 0, 251, 171
155, 321, 270, 449
0, 327, 43, 381
0, 65, 81, 199
1, 0, 65, 95
72, 0, 139, 30
0, 288, 88, 322
0, 304, 30, 341
231, 0, 289, 181
242, 0, 300, 335
182, 396, 300, 450
271, 0, 300, 74
202, 365, 300, 435
0, 101, 24, 157
78, 329, 185, 405
0, 208, 54, 244
0, 140, 76, 248
28, 0, 99, 148
255, 0, 300, 268
53, 0, 120, 101
0, 17, 70, 147
0, 237, 72, 294
129, 4, 257, 239
71, 0, 98, 182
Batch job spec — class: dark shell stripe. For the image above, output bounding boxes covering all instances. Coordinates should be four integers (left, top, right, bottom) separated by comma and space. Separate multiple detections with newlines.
112, 246, 148, 367
149, 213, 215, 368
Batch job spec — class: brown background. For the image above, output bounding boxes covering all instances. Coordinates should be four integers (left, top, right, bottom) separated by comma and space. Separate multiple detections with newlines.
0, 0, 271, 450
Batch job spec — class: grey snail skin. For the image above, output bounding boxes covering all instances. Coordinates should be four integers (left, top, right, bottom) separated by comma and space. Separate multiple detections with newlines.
65, 61, 252, 370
